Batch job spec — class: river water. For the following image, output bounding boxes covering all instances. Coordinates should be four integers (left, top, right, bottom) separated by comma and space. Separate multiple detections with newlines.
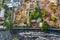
0, 29, 60, 40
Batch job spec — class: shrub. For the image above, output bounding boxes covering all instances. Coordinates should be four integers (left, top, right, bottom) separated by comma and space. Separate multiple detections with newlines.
34, 12, 40, 19
30, 20, 33, 25
5, 13, 13, 30
24, 21, 27, 24
30, 12, 34, 19
5, 20, 13, 30
51, 16, 56, 22
34, 6, 39, 12
41, 21, 49, 32
42, 10, 48, 16
30, 7, 40, 19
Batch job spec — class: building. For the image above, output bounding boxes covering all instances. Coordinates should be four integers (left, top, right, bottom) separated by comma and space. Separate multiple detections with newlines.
4, 0, 21, 8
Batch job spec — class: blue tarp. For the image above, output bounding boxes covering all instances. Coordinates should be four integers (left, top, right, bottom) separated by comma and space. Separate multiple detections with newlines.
4, 2, 12, 4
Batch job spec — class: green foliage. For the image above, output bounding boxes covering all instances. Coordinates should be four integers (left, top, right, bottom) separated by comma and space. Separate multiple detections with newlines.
42, 10, 48, 16
51, 16, 56, 22
30, 7, 40, 19
30, 20, 33, 25
34, 12, 40, 19
3, 4, 8, 9
12, 37, 19, 40
5, 13, 13, 30
37, 17, 43, 22
2, 0, 5, 5
7, 13, 11, 20
24, 21, 27, 24
5, 20, 13, 30
5, 11, 12, 31
30, 12, 34, 19
42, 21, 49, 32
0, 4, 2, 9
34, 6, 39, 12
2, 0, 11, 30
0, 24, 3, 26
0, 0, 7, 9
2, 0, 8, 9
